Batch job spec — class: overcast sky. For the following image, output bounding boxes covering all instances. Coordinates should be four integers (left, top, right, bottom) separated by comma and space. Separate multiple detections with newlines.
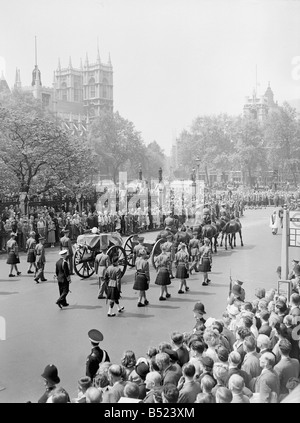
1, 0, 300, 154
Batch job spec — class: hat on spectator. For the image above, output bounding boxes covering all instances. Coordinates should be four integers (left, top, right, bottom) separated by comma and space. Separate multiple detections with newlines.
193, 302, 206, 314
88, 329, 103, 343
292, 259, 299, 264
137, 236, 144, 242
200, 356, 214, 369
228, 304, 240, 316
78, 376, 92, 390
91, 227, 98, 234
235, 279, 244, 286
10, 232, 17, 237
135, 362, 149, 380
29, 231, 36, 237
41, 364, 60, 384
59, 250, 68, 256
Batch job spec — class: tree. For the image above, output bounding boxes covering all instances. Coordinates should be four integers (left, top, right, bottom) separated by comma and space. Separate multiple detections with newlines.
144, 140, 166, 179
264, 102, 300, 186
0, 90, 94, 198
88, 111, 146, 183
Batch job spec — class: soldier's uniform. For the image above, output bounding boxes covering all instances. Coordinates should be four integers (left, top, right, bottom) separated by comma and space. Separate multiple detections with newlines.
60, 230, 74, 274
86, 329, 110, 381
164, 235, 175, 278
34, 236, 47, 283
94, 250, 110, 299
133, 237, 147, 265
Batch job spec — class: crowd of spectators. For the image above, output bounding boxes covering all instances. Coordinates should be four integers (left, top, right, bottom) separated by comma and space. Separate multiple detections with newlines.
35, 282, 300, 403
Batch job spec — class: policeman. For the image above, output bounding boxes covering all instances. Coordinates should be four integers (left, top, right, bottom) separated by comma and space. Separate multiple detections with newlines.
86, 329, 110, 381
60, 229, 74, 275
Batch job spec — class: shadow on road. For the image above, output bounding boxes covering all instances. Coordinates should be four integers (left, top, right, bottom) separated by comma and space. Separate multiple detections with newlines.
0, 291, 19, 295
113, 312, 155, 318
63, 304, 102, 310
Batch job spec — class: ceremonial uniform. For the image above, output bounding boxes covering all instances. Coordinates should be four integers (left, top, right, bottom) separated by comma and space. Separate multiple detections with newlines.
86, 329, 110, 381
188, 235, 201, 273
154, 252, 171, 287
133, 237, 146, 264
164, 237, 175, 278
106, 260, 124, 316
35, 237, 47, 282
175, 249, 189, 280
55, 250, 71, 308
133, 256, 150, 292
26, 236, 36, 264
94, 251, 110, 299
60, 231, 74, 274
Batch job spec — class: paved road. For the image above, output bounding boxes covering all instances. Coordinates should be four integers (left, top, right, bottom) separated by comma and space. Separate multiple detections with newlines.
0, 208, 293, 402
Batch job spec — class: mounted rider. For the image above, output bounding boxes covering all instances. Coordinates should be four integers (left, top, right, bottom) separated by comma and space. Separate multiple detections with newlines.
202, 203, 212, 225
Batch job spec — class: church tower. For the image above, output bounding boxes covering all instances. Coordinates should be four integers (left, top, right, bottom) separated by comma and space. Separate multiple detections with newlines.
32, 36, 42, 100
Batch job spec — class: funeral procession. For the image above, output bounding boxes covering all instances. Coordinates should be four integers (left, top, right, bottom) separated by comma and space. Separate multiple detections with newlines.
1, 0, 300, 407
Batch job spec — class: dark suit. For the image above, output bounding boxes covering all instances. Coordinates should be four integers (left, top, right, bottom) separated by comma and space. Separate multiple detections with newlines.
55, 257, 70, 306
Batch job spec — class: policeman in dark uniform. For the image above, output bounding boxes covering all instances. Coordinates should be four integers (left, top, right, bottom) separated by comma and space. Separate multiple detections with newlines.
86, 329, 110, 381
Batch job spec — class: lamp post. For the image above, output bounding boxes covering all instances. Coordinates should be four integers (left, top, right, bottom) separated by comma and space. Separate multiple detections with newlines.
138, 163, 142, 181
191, 168, 196, 210
158, 167, 162, 183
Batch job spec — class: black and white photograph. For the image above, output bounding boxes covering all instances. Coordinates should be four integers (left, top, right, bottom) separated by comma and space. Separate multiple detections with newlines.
1, 0, 300, 405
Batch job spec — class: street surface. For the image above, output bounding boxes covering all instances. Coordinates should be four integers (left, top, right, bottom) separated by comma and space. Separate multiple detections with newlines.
0, 207, 294, 402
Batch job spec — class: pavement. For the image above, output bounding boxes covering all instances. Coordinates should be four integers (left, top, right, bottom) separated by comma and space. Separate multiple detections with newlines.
0, 208, 288, 402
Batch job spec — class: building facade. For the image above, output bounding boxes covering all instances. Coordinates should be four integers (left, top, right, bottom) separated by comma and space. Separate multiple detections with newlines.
1, 48, 113, 135
243, 82, 277, 120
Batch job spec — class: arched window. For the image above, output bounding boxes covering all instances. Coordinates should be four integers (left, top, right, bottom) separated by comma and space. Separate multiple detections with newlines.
89, 77, 95, 98
61, 82, 67, 101
102, 78, 108, 98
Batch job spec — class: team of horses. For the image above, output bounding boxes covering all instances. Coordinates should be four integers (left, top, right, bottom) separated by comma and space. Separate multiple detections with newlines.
159, 214, 244, 254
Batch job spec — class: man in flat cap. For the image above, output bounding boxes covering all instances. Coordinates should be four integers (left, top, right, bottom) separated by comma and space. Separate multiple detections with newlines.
86, 329, 110, 381
55, 250, 71, 309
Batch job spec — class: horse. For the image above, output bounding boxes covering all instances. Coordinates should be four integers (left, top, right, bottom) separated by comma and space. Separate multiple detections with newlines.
222, 217, 244, 250
201, 223, 218, 253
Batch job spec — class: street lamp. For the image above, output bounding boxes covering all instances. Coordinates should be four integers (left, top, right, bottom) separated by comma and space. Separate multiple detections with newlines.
138, 163, 142, 181
158, 167, 163, 183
